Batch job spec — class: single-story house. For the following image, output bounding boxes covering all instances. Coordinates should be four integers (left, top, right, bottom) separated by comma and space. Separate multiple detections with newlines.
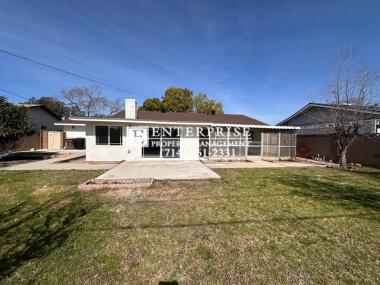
277, 103, 380, 167
60, 99, 299, 162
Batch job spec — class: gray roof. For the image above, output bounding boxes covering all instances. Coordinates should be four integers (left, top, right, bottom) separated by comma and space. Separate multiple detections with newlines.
277, 103, 380, 126
13, 104, 62, 120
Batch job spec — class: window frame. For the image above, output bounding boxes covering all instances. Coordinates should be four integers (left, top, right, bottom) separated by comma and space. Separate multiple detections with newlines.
94, 125, 123, 147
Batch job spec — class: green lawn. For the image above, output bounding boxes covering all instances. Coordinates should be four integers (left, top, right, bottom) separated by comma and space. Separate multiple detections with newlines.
0, 167, 379, 284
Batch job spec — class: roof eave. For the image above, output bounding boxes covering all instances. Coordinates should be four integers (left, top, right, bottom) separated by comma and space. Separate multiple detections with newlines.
54, 123, 86, 126
212, 123, 300, 130
69, 117, 213, 125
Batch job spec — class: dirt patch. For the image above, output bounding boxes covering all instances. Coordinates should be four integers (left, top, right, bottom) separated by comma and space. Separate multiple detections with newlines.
101, 188, 148, 199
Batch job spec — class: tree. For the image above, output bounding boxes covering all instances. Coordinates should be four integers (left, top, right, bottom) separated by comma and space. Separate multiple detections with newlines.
193, 93, 224, 114
161, 87, 193, 112
312, 46, 380, 169
137, 98, 162, 111
59, 85, 123, 116
107, 98, 124, 116
138, 88, 224, 113
0, 96, 37, 157
23, 96, 76, 119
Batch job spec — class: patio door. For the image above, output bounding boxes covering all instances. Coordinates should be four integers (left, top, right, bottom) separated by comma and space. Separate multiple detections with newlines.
161, 128, 180, 159
142, 128, 161, 159
141, 127, 181, 160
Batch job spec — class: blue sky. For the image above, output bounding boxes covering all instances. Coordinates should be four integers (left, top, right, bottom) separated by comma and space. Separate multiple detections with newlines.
1, 0, 380, 124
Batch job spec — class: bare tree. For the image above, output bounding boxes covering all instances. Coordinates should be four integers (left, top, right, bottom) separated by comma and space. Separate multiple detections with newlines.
312, 46, 380, 168
59, 85, 123, 117
60, 85, 108, 116
107, 98, 124, 116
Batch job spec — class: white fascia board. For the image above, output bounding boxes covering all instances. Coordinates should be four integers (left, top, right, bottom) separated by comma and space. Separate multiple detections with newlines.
69, 117, 211, 126
54, 123, 86, 126
212, 123, 300, 130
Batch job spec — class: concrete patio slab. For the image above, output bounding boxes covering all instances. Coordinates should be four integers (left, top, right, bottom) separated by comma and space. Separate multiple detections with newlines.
206, 160, 328, 169
96, 160, 221, 180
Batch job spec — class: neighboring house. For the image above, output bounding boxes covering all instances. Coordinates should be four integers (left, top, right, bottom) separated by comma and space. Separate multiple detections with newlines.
277, 103, 380, 167
61, 99, 299, 162
10, 104, 64, 151
14, 104, 63, 131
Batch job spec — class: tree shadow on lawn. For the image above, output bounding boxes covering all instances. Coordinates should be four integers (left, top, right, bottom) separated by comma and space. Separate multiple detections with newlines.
0, 194, 101, 281
275, 169, 380, 213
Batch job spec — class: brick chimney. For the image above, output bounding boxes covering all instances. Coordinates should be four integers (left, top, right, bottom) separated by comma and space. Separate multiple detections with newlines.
125, 99, 137, 119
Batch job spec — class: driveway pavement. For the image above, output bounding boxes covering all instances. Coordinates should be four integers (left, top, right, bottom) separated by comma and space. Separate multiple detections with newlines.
96, 160, 221, 180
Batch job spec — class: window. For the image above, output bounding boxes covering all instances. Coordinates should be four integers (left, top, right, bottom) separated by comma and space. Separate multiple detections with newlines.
41, 125, 48, 130
110, 126, 122, 145
95, 126, 122, 146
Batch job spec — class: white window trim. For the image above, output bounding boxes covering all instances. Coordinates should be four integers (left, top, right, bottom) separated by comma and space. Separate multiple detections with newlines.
93, 124, 124, 147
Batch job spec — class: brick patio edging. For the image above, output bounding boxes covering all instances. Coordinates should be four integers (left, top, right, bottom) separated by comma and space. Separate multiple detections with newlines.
78, 178, 154, 191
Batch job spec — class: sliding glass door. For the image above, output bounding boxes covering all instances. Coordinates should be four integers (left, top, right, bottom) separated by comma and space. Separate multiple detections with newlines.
142, 128, 161, 158
161, 128, 180, 159
141, 127, 181, 160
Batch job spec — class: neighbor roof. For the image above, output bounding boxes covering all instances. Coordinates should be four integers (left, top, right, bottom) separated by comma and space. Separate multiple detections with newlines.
14, 104, 61, 120
109, 110, 269, 125
277, 103, 380, 126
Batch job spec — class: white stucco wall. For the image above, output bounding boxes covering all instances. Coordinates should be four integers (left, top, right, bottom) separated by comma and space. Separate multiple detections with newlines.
29, 107, 62, 131
85, 122, 140, 162
63, 125, 86, 138
85, 123, 203, 162
181, 126, 200, 160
